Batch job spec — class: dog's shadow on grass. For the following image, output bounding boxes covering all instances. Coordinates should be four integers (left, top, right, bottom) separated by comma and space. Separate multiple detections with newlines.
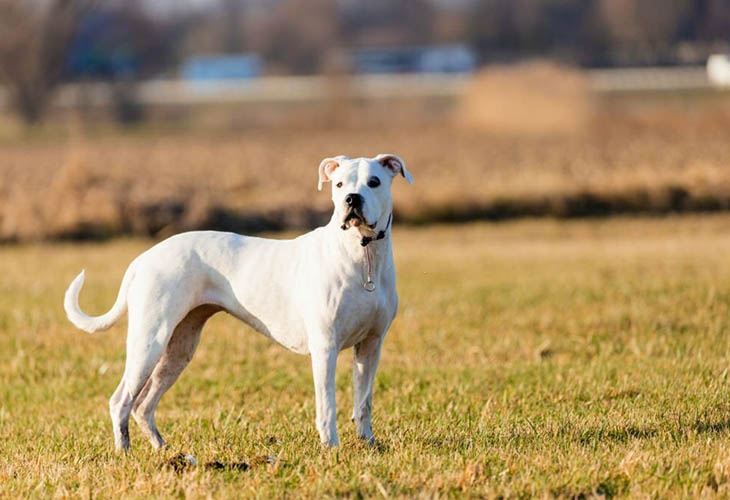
341, 435, 390, 454
203, 460, 253, 472
690, 417, 730, 435
578, 416, 730, 446
416, 415, 730, 451
164, 453, 277, 473
578, 425, 658, 445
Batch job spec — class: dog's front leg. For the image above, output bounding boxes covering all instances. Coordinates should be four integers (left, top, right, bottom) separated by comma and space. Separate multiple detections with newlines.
310, 348, 339, 447
352, 334, 384, 443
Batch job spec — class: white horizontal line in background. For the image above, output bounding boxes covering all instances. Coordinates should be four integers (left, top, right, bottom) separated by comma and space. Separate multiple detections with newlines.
587, 65, 710, 92
0, 66, 722, 109
54, 74, 473, 107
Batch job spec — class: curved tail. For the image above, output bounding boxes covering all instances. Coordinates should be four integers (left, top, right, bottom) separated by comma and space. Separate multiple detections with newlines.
64, 260, 137, 333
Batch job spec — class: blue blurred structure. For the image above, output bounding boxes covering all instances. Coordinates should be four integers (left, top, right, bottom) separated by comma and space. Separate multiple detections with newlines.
352, 45, 477, 74
66, 10, 140, 79
181, 54, 263, 81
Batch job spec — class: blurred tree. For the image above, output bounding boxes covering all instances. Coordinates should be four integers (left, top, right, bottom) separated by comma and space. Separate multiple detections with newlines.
221, 0, 245, 52
0, 0, 88, 124
159, 0, 730, 73
600, 0, 692, 64
66, 0, 191, 123
690, 0, 730, 42
259, 0, 340, 74
468, 0, 729, 66
341, 0, 436, 47
67, 1, 187, 80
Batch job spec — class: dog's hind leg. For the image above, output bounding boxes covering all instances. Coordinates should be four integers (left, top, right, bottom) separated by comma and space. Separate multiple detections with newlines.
109, 376, 133, 451
110, 304, 183, 451
132, 305, 219, 450
110, 331, 167, 451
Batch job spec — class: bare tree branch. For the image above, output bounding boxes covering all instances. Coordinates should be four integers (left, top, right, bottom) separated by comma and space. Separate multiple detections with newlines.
0, 0, 88, 124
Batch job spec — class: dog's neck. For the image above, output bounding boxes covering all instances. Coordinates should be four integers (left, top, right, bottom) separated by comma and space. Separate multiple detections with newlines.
327, 211, 392, 275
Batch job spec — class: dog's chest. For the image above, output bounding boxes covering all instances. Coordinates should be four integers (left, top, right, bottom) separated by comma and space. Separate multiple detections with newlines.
328, 276, 396, 349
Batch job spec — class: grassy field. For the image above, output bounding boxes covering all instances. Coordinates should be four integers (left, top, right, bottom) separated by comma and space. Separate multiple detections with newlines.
2, 215, 730, 497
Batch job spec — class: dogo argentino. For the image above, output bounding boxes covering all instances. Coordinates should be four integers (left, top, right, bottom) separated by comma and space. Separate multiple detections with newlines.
64, 153, 412, 451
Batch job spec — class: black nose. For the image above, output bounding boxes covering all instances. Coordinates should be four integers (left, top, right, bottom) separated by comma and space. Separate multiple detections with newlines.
345, 193, 363, 208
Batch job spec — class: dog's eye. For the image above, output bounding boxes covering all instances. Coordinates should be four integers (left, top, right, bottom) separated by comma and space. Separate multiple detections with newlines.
367, 177, 381, 188
336, 182, 343, 188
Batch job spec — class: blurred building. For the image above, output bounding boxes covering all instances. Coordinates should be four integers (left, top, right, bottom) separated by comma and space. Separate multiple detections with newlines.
181, 54, 262, 80
352, 44, 477, 74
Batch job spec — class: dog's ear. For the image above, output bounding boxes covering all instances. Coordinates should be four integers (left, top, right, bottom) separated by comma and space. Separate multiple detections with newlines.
376, 154, 413, 184
318, 156, 346, 191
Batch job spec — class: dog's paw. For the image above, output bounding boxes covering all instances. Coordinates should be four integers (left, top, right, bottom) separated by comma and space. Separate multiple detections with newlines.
320, 436, 340, 448
356, 428, 375, 443
355, 434, 375, 447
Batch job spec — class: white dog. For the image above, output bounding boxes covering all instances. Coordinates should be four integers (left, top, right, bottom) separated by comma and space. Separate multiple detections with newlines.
64, 153, 412, 451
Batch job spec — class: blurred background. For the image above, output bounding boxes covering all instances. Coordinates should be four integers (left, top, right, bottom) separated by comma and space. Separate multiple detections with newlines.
2, 0, 730, 241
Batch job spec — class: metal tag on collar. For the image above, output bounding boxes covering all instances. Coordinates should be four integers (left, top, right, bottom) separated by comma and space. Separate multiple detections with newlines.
364, 245, 376, 292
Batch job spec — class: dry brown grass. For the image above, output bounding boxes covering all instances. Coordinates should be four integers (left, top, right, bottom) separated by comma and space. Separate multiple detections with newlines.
457, 61, 595, 136
2, 87, 730, 241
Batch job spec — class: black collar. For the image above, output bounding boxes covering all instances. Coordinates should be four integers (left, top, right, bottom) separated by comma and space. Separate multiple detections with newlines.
360, 213, 392, 247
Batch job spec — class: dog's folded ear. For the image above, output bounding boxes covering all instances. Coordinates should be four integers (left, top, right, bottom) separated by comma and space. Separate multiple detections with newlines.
375, 154, 413, 184
318, 156, 348, 191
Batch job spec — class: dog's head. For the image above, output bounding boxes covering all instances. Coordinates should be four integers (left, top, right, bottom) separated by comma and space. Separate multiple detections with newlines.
318, 154, 412, 235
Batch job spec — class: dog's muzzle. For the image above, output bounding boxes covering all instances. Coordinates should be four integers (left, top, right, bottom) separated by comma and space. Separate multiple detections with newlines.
341, 193, 367, 230
341, 208, 368, 230
340, 204, 366, 230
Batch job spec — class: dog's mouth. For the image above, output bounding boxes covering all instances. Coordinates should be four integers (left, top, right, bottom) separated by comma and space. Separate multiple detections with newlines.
341, 209, 375, 230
